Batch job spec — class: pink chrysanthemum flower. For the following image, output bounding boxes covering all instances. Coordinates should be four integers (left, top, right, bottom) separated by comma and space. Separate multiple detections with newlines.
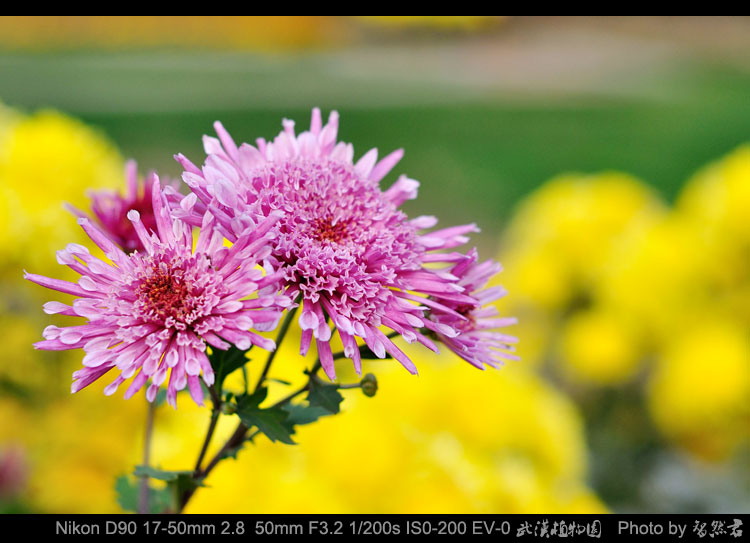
26, 179, 288, 407
174, 108, 490, 380
429, 249, 519, 369
66, 160, 182, 254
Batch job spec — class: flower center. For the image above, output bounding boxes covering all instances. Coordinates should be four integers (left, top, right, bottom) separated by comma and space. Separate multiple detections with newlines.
137, 267, 193, 323
244, 160, 423, 320
310, 216, 349, 243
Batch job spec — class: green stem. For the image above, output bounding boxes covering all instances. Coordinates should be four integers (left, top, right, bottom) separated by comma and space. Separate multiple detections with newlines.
338, 382, 362, 390
193, 406, 220, 475
178, 359, 322, 513
137, 399, 156, 514
179, 300, 304, 513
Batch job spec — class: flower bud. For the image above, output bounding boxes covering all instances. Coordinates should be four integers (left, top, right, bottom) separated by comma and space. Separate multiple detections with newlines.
361, 373, 378, 397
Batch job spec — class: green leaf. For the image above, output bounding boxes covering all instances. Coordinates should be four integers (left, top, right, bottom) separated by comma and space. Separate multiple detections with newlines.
307, 379, 343, 414
282, 402, 332, 427
133, 466, 192, 482
115, 475, 172, 514
0, 376, 32, 402
0, 501, 33, 514
210, 345, 250, 391
132, 466, 204, 503
115, 476, 138, 511
235, 387, 296, 445
171, 473, 203, 500
216, 442, 244, 461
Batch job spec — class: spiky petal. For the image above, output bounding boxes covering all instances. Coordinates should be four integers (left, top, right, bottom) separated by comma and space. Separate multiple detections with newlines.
175, 109, 489, 379
429, 249, 519, 369
66, 160, 183, 254
28, 178, 289, 408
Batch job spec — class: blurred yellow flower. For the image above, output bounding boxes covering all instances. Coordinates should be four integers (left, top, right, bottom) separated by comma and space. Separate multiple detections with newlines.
499, 172, 665, 378
151, 349, 604, 513
0, 109, 124, 277
647, 322, 750, 461
0, 103, 19, 144
0, 16, 348, 52
679, 145, 750, 247
598, 214, 707, 347
0, 372, 143, 512
505, 147, 750, 469
0, 315, 53, 395
559, 309, 643, 387
501, 172, 666, 313
601, 145, 750, 350
677, 145, 750, 325
0, 106, 136, 513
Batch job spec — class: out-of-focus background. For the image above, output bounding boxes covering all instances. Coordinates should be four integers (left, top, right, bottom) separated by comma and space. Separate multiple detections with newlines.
0, 16, 749, 513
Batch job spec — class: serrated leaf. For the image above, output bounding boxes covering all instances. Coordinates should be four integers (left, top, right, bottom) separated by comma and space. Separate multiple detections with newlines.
132, 466, 204, 499
282, 402, 332, 427
235, 388, 296, 445
115, 475, 172, 514
238, 407, 295, 444
172, 472, 203, 499
133, 466, 192, 482
307, 380, 343, 414
216, 443, 244, 461
235, 385, 267, 409
114, 475, 139, 512
210, 345, 250, 391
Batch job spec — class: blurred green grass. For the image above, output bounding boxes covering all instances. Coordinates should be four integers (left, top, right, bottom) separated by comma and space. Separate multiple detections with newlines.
1, 52, 749, 253
79, 98, 750, 252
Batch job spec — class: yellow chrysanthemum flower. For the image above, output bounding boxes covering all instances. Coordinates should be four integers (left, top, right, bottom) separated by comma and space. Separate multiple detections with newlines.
679, 145, 750, 246
501, 172, 666, 313
499, 172, 665, 376
558, 308, 643, 387
599, 213, 711, 348
647, 321, 750, 461
149, 345, 604, 514
0, 107, 134, 512
677, 144, 750, 325
0, 109, 123, 277
0, 360, 144, 512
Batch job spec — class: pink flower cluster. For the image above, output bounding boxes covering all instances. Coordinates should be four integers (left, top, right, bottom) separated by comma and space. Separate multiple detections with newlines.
28, 178, 289, 407
28, 109, 517, 407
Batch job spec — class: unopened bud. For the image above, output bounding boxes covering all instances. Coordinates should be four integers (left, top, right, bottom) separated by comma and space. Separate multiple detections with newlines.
361, 373, 378, 397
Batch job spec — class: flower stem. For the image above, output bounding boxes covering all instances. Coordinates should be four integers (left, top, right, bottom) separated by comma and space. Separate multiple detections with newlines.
193, 389, 221, 475
178, 359, 321, 513
202, 368, 318, 477
137, 399, 156, 514
179, 300, 304, 513
338, 382, 362, 390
